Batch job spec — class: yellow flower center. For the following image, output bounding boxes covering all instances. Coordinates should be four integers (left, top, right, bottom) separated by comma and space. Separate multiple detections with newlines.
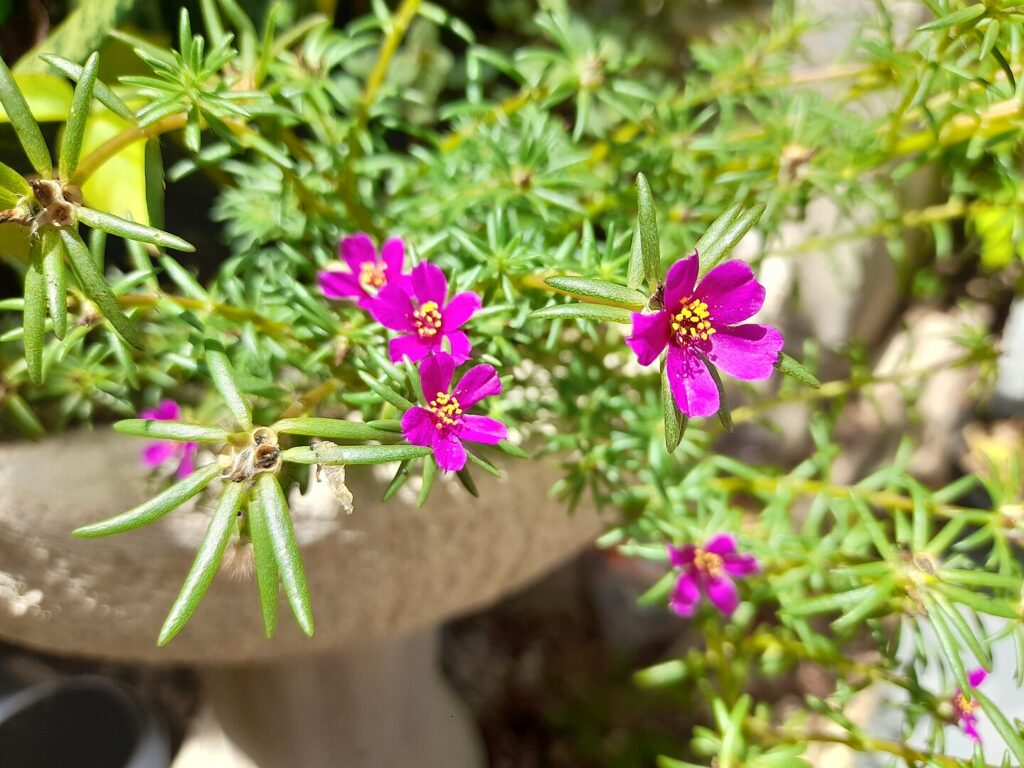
429, 391, 463, 429
359, 261, 388, 292
693, 548, 724, 578
413, 301, 443, 338
671, 298, 716, 345
955, 693, 978, 715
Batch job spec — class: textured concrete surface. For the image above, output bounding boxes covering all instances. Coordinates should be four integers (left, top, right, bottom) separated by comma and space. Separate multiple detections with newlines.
0, 429, 601, 664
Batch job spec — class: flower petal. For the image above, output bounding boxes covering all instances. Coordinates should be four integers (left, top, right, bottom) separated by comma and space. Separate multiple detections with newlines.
381, 237, 405, 275
401, 407, 437, 447
452, 364, 501, 408
140, 399, 180, 421
319, 270, 363, 300
389, 334, 434, 364
666, 346, 719, 418
142, 440, 178, 467
663, 254, 699, 311
432, 431, 467, 472
667, 544, 696, 568
340, 233, 377, 269
961, 713, 981, 742
442, 292, 481, 331
724, 553, 760, 577
706, 324, 784, 381
706, 576, 739, 615
705, 533, 737, 557
696, 260, 765, 324
368, 285, 415, 330
456, 415, 507, 445
412, 261, 448, 305
176, 444, 197, 478
626, 311, 670, 366
420, 351, 456, 399
968, 668, 988, 688
445, 330, 472, 364
669, 573, 701, 618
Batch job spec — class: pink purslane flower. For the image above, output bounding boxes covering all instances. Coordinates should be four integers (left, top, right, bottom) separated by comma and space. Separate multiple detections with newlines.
401, 352, 507, 472
369, 261, 480, 364
319, 233, 410, 309
952, 668, 988, 741
139, 400, 197, 478
626, 253, 784, 418
667, 533, 759, 618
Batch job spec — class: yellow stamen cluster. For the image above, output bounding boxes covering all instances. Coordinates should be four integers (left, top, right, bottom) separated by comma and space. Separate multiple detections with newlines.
693, 548, 725, 578
413, 300, 443, 338
672, 298, 716, 344
429, 391, 463, 430
359, 261, 387, 291
955, 693, 978, 715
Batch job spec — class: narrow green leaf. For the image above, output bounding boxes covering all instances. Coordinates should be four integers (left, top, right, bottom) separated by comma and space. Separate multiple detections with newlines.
918, 4, 986, 31
456, 465, 479, 497
73, 463, 221, 537
0, 56, 52, 175
205, 339, 252, 431
775, 353, 821, 388
357, 370, 415, 411
704, 359, 732, 432
926, 597, 970, 694
544, 276, 647, 309
256, 474, 313, 637
974, 689, 1024, 764
418, 455, 436, 507
3, 394, 46, 439
831, 576, 895, 631
272, 417, 395, 442
381, 460, 412, 502
0, 160, 31, 198
59, 228, 143, 349
529, 303, 633, 324
498, 440, 529, 458
158, 254, 207, 299
75, 207, 195, 252
58, 52, 98, 180
662, 364, 686, 453
937, 583, 1021, 619
693, 204, 741, 264
635, 172, 660, 289
158, 480, 246, 646
931, 592, 992, 669
785, 584, 878, 616
23, 237, 46, 384
39, 54, 134, 122
626, 225, 644, 291
247, 492, 279, 638
467, 449, 502, 478
697, 204, 765, 276
114, 419, 229, 443
42, 238, 67, 339
281, 444, 432, 465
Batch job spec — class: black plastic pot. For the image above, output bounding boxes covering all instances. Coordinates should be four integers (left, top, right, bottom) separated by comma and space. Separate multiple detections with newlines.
0, 675, 169, 768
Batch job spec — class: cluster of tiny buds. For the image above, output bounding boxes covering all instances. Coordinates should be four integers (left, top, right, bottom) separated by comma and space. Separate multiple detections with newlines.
428, 391, 463, 429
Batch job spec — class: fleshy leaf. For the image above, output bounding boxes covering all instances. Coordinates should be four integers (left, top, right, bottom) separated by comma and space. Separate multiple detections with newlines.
73, 463, 221, 538
544, 276, 647, 309
256, 473, 313, 637
157, 480, 246, 646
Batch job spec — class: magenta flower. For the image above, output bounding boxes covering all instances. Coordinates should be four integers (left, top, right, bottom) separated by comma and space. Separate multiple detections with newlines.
368, 261, 481, 364
626, 253, 784, 418
401, 351, 507, 472
952, 668, 988, 741
318, 233, 410, 309
667, 533, 759, 618
139, 400, 197, 478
